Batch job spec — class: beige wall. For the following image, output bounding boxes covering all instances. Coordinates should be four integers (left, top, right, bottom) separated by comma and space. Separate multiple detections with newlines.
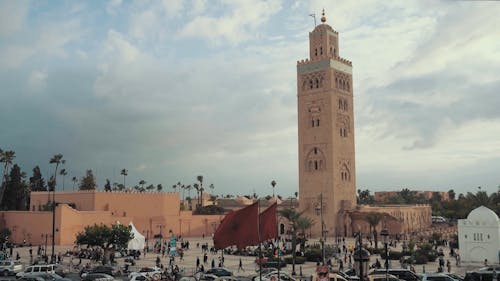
1, 191, 224, 246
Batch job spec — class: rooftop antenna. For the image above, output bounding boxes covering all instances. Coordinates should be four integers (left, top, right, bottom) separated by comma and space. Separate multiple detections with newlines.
309, 13, 316, 27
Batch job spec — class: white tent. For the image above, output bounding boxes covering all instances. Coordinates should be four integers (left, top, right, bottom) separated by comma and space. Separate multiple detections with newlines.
127, 222, 146, 250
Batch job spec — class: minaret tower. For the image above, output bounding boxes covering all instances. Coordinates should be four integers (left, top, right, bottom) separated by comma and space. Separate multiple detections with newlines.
297, 10, 356, 237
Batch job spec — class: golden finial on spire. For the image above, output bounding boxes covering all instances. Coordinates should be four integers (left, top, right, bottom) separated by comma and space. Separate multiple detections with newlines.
321, 8, 326, 23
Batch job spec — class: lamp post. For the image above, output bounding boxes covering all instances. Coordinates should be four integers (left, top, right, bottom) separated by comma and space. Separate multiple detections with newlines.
315, 193, 325, 265
157, 224, 165, 251
143, 230, 150, 252
358, 231, 363, 281
380, 227, 389, 281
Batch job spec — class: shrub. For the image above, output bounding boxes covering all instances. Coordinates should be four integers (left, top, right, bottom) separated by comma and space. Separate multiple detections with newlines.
381, 250, 403, 260
304, 248, 322, 262
284, 256, 306, 264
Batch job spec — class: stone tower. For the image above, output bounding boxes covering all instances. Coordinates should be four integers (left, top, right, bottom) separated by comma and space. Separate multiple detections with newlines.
297, 12, 356, 237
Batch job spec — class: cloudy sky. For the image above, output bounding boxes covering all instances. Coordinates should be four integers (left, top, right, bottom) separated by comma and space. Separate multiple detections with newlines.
1, 0, 499, 197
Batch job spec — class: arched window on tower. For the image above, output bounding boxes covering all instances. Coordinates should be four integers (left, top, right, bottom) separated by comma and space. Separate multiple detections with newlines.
339, 100, 342, 109
342, 80, 346, 91
320, 47, 323, 55
309, 79, 313, 89
315, 78, 319, 88
302, 80, 307, 91
330, 46, 332, 55
347, 82, 350, 91
311, 119, 315, 127
335, 78, 338, 89
314, 160, 318, 170
315, 48, 318, 56
314, 147, 318, 154
316, 119, 320, 127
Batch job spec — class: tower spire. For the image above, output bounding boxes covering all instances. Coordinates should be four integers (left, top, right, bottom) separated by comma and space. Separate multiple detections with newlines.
321, 8, 326, 23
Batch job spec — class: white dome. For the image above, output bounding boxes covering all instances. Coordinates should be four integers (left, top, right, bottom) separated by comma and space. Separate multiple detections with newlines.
467, 206, 499, 223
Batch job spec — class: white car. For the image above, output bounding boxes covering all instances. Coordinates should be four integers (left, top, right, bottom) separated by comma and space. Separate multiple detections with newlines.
260, 271, 296, 281
128, 267, 162, 281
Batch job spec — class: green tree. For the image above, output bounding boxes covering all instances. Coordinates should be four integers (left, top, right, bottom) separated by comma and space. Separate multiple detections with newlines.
0, 149, 16, 205
49, 154, 64, 190
357, 189, 374, 204
365, 212, 383, 249
30, 166, 46, 192
447, 189, 456, 201
71, 176, 78, 191
75, 223, 133, 264
120, 169, 128, 188
196, 175, 204, 208
59, 169, 68, 191
279, 208, 313, 275
1, 164, 29, 210
79, 170, 97, 190
139, 180, 146, 190
104, 179, 112, 192
156, 184, 163, 192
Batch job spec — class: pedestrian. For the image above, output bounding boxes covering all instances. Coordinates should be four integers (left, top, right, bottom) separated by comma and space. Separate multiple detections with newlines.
200, 264, 204, 272
238, 258, 244, 272
211, 259, 215, 268
446, 260, 451, 273
156, 256, 161, 267
339, 259, 344, 271
196, 257, 200, 269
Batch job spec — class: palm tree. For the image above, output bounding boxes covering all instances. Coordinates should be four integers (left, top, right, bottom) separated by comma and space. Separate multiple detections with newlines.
120, 169, 128, 188
59, 169, 68, 191
71, 177, 78, 191
49, 154, 65, 189
196, 175, 204, 207
365, 212, 383, 248
0, 149, 15, 205
139, 180, 146, 190
157, 184, 163, 192
279, 208, 312, 275
271, 180, 276, 197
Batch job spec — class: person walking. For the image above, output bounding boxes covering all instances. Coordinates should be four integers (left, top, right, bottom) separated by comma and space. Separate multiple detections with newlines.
196, 257, 200, 269
446, 260, 451, 273
238, 258, 244, 272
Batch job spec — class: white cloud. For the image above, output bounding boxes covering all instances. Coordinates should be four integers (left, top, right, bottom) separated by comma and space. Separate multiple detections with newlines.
0, 0, 29, 37
178, 0, 282, 45
27, 70, 48, 93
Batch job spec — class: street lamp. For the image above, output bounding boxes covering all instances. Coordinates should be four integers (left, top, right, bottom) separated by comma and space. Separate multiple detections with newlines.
143, 230, 150, 252
315, 193, 325, 265
380, 227, 389, 281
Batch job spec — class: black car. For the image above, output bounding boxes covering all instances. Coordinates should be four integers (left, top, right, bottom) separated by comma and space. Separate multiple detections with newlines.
81, 273, 114, 281
369, 269, 419, 281
205, 268, 233, 277
464, 271, 499, 281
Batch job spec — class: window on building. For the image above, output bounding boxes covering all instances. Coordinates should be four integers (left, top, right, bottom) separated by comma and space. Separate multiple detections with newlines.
320, 47, 323, 55
316, 119, 320, 126
309, 80, 313, 89
333, 48, 336, 56
315, 78, 319, 88
314, 160, 318, 170
311, 119, 315, 127
315, 48, 318, 56
314, 147, 317, 154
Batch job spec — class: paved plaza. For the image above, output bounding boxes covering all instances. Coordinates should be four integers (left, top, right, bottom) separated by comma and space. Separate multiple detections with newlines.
8, 236, 491, 279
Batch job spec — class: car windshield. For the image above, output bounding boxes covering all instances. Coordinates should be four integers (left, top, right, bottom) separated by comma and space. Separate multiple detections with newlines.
140, 268, 154, 272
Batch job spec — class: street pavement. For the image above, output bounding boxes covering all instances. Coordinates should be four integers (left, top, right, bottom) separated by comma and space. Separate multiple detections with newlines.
7, 237, 490, 281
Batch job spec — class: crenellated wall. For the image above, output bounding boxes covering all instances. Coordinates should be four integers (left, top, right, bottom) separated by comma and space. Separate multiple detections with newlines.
1, 191, 223, 246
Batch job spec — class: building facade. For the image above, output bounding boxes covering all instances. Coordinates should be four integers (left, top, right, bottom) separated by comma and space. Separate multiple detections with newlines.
458, 206, 500, 263
0, 191, 225, 246
374, 190, 449, 202
297, 12, 356, 237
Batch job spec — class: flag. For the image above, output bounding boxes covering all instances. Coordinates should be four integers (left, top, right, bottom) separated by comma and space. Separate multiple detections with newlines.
259, 202, 278, 241
213, 202, 259, 249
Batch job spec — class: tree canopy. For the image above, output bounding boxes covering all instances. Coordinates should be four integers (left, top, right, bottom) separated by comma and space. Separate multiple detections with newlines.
75, 223, 132, 263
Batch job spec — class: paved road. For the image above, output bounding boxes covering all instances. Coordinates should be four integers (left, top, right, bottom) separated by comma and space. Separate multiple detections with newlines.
6, 236, 490, 280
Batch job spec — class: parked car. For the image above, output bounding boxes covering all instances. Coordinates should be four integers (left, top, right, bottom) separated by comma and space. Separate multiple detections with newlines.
17, 276, 45, 281
81, 273, 114, 281
35, 273, 72, 281
369, 269, 419, 281
445, 274, 464, 281
260, 272, 296, 281
367, 274, 401, 281
419, 273, 456, 281
311, 272, 348, 281
0, 260, 23, 276
205, 268, 233, 277
80, 266, 121, 277
464, 271, 499, 281
16, 264, 57, 278
128, 267, 162, 280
